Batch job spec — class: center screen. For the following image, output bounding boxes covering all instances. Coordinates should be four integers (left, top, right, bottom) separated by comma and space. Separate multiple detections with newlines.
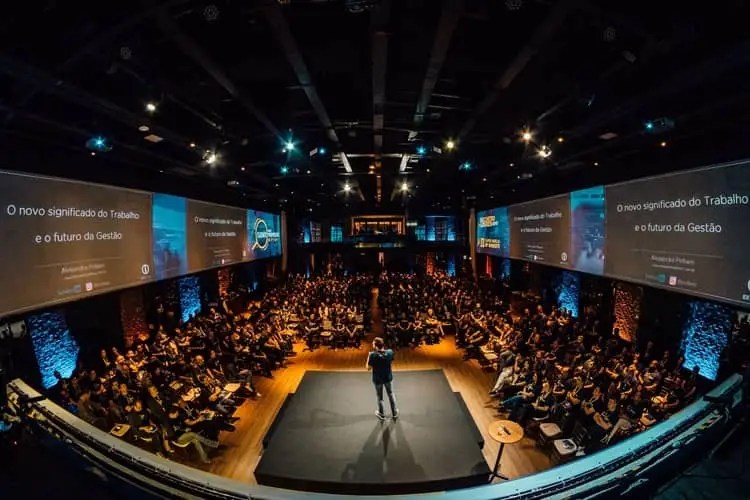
605, 161, 750, 305
0, 171, 153, 316
509, 194, 570, 266
187, 200, 247, 273
246, 210, 282, 260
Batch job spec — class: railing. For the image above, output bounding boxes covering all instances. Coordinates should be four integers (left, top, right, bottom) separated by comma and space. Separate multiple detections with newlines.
6, 374, 743, 499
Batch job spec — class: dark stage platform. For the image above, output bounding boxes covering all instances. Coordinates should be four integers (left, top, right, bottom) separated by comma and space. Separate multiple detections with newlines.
255, 369, 491, 494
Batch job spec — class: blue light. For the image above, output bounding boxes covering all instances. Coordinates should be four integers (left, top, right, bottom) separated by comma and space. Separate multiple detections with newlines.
94, 137, 105, 148
681, 301, 732, 381
280, 165, 289, 175
319, 147, 327, 155
285, 140, 295, 151
460, 161, 472, 171
555, 271, 580, 318
178, 275, 201, 323
645, 121, 654, 131
28, 311, 79, 389
416, 145, 427, 155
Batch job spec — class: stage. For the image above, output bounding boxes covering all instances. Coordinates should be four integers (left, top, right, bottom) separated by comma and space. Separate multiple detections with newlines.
255, 369, 491, 494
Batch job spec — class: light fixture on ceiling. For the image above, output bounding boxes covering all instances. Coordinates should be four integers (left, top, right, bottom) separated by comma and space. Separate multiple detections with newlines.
400, 181, 409, 192
138, 125, 150, 132
285, 140, 295, 151
306, 169, 311, 174
189, 142, 196, 148
660, 141, 668, 148
280, 165, 289, 175
521, 130, 533, 142
206, 152, 218, 165
416, 145, 427, 155
594, 162, 599, 166
343, 182, 352, 193
537, 145, 552, 159
241, 167, 245, 171
556, 136, 564, 143
445, 139, 456, 151
145, 102, 157, 113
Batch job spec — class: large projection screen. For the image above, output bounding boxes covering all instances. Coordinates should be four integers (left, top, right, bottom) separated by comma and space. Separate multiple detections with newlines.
246, 210, 282, 260
508, 194, 571, 267
605, 160, 750, 306
0, 171, 153, 317
186, 200, 248, 273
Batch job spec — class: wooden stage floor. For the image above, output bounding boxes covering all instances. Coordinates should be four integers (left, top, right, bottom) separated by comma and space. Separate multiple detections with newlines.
202, 298, 551, 486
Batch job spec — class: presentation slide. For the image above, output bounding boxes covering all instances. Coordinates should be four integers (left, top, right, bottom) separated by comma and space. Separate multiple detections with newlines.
476, 207, 510, 257
570, 186, 606, 275
509, 195, 571, 266
0, 171, 153, 317
187, 200, 247, 273
152, 194, 188, 280
246, 210, 282, 260
605, 161, 750, 306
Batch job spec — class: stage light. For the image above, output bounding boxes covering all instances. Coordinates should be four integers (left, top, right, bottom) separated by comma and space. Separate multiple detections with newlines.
460, 161, 472, 171
94, 137, 105, 148
189, 142, 196, 148
557, 136, 564, 143
206, 152, 218, 165
645, 121, 654, 131
343, 182, 352, 193
660, 141, 668, 148
285, 140, 295, 151
401, 181, 409, 192
145, 102, 157, 113
319, 147, 327, 155
306, 169, 311, 174
138, 125, 150, 132
426, 168, 430, 173
416, 145, 427, 155
90, 151, 96, 156
280, 165, 289, 175
241, 166, 245, 171
482, 177, 487, 182
521, 130, 533, 142
537, 145, 552, 159
445, 139, 456, 151
594, 161, 599, 166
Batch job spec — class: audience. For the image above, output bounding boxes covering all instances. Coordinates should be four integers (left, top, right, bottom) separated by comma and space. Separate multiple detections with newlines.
51, 269, 703, 465
50, 274, 372, 464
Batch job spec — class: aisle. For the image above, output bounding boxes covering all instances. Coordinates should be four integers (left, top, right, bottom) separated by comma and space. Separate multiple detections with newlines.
204, 292, 551, 485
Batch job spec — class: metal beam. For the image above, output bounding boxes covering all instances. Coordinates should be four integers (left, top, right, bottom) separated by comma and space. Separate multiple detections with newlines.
262, 3, 351, 172
371, 0, 391, 204
413, 0, 463, 129
457, 0, 575, 142
151, 3, 281, 138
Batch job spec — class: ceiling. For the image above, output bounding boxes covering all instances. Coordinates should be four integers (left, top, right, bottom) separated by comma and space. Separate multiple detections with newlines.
2, 0, 750, 218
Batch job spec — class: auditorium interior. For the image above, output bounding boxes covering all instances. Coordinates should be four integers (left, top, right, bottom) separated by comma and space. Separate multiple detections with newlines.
2, 2, 750, 499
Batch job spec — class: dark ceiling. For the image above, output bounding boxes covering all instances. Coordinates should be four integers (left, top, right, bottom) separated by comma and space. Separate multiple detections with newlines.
2, 0, 750, 218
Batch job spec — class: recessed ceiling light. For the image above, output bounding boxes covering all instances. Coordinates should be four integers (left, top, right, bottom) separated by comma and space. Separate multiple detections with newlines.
90, 151, 96, 156
599, 132, 618, 140
138, 125, 150, 132
241, 167, 245, 171
189, 142, 196, 148
144, 134, 163, 143
145, 102, 157, 113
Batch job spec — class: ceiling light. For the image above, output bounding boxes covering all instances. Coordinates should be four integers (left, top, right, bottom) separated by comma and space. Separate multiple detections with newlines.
319, 147, 327, 155
280, 165, 289, 175
426, 168, 430, 173
369, 164, 375, 170
144, 134, 163, 143
138, 125, 150, 132
416, 145, 427, 155
482, 177, 487, 182
599, 132, 618, 140
660, 141, 667, 148
145, 102, 157, 113
285, 140, 295, 151
445, 139, 456, 151
206, 152, 218, 165
241, 167, 245, 171
521, 130, 533, 142
460, 161, 472, 171
90, 151, 96, 156
306, 169, 311, 174
509, 162, 514, 167
189, 142, 196, 148
594, 162, 599, 166
343, 183, 352, 193
537, 145, 552, 159
401, 181, 409, 192
556, 136, 564, 143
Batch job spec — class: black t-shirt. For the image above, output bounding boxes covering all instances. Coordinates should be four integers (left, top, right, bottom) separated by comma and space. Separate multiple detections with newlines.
368, 349, 394, 385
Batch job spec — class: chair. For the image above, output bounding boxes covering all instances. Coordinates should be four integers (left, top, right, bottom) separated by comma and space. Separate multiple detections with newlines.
537, 404, 565, 447
552, 421, 588, 463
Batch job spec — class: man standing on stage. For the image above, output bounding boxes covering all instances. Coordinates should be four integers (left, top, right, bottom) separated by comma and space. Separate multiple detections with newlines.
366, 337, 398, 420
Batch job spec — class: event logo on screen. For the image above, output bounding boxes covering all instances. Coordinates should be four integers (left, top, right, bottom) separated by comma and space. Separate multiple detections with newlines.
251, 217, 280, 251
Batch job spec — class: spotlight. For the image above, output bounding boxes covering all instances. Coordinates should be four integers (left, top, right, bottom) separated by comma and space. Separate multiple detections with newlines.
241, 167, 246, 171
401, 181, 409, 192
138, 125, 150, 132
557, 136, 564, 143
460, 161, 472, 171
189, 142, 196, 148
206, 152, 218, 165
343, 183, 352, 193
319, 147, 326, 155
645, 121, 654, 131
86, 135, 112, 153
445, 139, 456, 151
94, 137, 105, 148
594, 162, 599, 166
306, 169, 311, 174
285, 140, 295, 151
660, 141, 667, 148
416, 145, 427, 155
537, 145, 552, 159
280, 165, 289, 175
145, 102, 157, 113
521, 130, 533, 142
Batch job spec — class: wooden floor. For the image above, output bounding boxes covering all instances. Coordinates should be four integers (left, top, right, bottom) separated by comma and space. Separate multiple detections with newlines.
204, 290, 551, 485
